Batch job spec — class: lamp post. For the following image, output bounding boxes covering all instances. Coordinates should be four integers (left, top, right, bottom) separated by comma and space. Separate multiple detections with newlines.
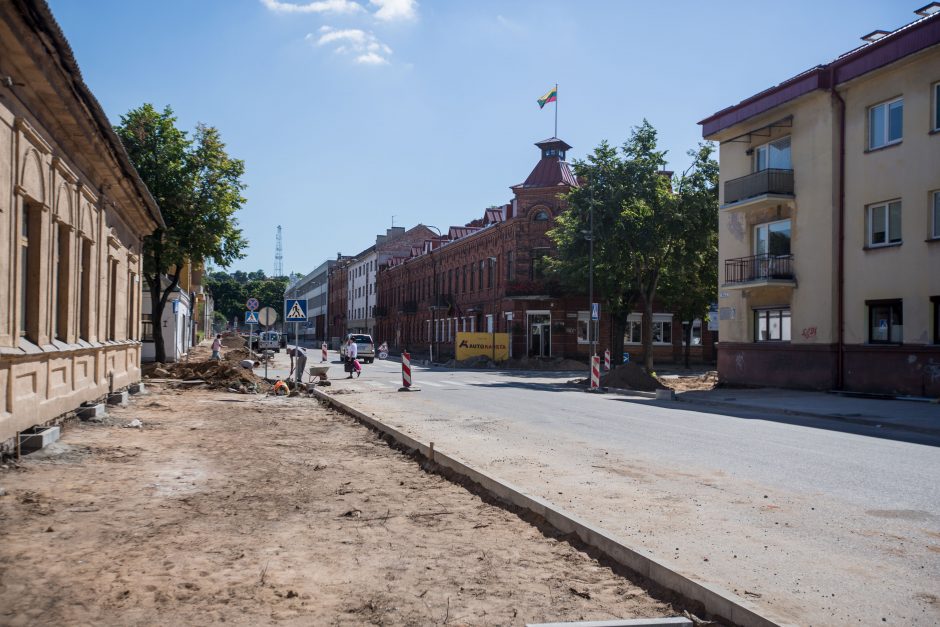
426, 226, 442, 363
488, 256, 498, 361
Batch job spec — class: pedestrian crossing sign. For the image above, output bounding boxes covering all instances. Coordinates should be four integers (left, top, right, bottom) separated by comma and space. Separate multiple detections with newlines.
245, 311, 259, 324
285, 299, 307, 322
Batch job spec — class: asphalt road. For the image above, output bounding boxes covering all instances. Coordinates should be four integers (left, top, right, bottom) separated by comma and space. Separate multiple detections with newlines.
263, 350, 940, 626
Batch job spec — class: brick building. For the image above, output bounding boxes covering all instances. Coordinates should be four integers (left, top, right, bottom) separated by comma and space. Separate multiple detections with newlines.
326, 255, 352, 348
374, 138, 712, 362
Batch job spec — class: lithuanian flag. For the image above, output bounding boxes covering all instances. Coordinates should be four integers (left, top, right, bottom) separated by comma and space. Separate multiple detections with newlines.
537, 86, 557, 109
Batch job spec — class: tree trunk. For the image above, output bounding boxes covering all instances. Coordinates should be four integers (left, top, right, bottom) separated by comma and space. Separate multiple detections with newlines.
149, 277, 167, 364
641, 296, 654, 372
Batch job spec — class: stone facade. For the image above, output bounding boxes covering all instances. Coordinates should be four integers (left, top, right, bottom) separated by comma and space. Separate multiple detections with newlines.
0, 1, 162, 447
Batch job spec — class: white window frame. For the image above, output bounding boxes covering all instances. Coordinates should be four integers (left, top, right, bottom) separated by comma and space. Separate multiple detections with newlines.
752, 135, 791, 172
753, 218, 792, 256
486, 314, 494, 333
868, 97, 903, 150
867, 199, 902, 247
932, 191, 940, 240
624, 313, 673, 345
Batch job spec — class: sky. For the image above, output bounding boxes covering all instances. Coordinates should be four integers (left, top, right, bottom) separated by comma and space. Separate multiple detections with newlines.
48, 0, 908, 276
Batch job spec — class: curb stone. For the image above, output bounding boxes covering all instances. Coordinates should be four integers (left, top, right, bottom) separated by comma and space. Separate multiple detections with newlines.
312, 388, 794, 627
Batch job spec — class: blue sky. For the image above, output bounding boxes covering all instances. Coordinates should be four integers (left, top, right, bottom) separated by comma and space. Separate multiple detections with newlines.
49, 0, 907, 276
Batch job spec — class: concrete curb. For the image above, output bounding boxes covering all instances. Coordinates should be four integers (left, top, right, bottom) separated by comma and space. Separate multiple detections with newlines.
673, 396, 940, 438
312, 388, 793, 627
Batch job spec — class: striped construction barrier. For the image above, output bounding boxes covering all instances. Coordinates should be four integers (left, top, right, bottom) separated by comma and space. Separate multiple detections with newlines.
401, 350, 412, 389
591, 355, 601, 390
321, 342, 328, 363
604, 348, 611, 371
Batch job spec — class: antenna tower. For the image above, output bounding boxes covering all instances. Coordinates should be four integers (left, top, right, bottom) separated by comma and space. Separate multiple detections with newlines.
274, 225, 284, 277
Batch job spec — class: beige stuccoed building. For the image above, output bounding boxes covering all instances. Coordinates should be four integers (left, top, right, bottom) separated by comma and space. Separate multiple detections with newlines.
0, 0, 163, 449
700, 4, 940, 396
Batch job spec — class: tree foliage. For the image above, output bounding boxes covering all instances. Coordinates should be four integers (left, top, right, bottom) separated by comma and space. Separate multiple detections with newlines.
206, 271, 289, 327
548, 121, 718, 371
115, 104, 247, 362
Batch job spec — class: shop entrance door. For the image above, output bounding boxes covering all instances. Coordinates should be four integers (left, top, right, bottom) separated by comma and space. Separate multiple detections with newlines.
528, 312, 551, 357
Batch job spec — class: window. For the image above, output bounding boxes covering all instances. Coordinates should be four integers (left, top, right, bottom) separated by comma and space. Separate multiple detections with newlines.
141, 313, 154, 342
486, 314, 494, 333
932, 191, 940, 240
78, 237, 92, 341
754, 308, 791, 342
868, 300, 902, 344
933, 297, 940, 345
868, 98, 903, 149
478, 260, 484, 289
533, 210, 549, 221
753, 136, 791, 171
487, 258, 494, 288
754, 219, 791, 256
624, 314, 673, 344
867, 200, 902, 246
506, 251, 514, 281
577, 311, 598, 345
934, 82, 940, 132
530, 248, 550, 280
18, 203, 29, 338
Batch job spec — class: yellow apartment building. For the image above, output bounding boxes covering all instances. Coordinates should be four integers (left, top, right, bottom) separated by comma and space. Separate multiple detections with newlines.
0, 0, 163, 448
700, 4, 940, 395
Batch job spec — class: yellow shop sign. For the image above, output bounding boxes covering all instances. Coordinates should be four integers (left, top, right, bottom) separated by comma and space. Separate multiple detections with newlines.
455, 332, 509, 361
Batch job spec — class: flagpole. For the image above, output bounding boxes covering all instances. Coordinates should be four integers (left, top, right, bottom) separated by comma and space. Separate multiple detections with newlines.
554, 83, 558, 138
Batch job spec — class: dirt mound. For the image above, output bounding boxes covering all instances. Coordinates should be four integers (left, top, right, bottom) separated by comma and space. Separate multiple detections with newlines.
573, 363, 666, 392
146, 359, 271, 393
222, 347, 252, 363
220, 333, 246, 349
602, 364, 667, 391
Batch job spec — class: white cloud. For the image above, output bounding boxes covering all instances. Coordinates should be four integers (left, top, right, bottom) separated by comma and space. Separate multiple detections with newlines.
309, 26, 393, 65
260, 0, 364, 15
370, 0, 417, 22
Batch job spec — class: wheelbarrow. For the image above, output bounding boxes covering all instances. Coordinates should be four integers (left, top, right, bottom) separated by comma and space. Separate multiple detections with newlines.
308, 365, 331, 386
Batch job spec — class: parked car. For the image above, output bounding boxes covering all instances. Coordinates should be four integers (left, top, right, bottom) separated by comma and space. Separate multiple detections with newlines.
251, 330, 282, 352
340, 333, 375, 363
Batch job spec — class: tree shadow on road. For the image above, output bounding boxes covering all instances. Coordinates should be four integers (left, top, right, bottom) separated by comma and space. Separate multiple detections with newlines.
608, 397, 940, 448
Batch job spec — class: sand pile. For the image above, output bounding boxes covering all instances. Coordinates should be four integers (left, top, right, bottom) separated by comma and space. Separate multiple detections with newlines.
220, 333, 246, 349
572, 363, 666, 392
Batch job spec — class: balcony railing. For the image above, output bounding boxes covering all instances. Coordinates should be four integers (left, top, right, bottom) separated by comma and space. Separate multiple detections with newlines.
724, 254, 794, 284
724, 168, 794, 205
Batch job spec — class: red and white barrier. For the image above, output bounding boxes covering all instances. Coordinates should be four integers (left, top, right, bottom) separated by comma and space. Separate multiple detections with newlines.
401, 351, 412, 388
604, 348, 611, 371
321, 342, 328, 363
591, 355, 601, 390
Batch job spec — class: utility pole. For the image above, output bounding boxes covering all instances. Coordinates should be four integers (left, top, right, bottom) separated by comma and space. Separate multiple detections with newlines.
588, 182, 595, 360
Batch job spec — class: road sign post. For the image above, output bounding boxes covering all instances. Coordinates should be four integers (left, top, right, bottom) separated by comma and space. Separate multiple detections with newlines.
285, 299, 308, 358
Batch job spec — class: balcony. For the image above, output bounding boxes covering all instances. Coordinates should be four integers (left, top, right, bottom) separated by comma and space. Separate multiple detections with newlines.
722, 168, 794, 210
723, 254, 796, 289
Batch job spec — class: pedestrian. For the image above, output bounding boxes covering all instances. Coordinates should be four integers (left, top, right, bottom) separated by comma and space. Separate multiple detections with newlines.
211, 334, 222, 360
345, 337, 358, 379
289, 346, 308, 383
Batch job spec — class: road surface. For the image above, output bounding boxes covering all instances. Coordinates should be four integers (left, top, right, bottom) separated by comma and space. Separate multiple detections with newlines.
263, 350, 940, 625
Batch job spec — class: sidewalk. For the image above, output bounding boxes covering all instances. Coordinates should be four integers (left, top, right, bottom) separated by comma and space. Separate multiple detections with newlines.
676, 387, 940, 436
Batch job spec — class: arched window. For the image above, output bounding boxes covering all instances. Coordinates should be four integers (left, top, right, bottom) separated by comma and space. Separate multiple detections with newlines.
533, 210, 549, 221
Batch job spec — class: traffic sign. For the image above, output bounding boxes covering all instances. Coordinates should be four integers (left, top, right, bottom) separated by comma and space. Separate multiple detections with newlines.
285, 299, 308, 322
245, 311, 259, 324
246, 297, 259, 311
258, 306, 277, 326
591, 302, 600, 321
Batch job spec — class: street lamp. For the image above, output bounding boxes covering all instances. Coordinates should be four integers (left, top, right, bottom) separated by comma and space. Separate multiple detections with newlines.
488, 256, 498, 361
426, 226, 443, 363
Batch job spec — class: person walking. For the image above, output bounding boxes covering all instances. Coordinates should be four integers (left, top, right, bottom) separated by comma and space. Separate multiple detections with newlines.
289, 346, 308, 383
345, 337, 358, 379
211, 334, 222, 361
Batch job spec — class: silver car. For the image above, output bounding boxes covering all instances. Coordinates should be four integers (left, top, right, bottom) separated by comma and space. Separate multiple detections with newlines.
341, 333, 375, 363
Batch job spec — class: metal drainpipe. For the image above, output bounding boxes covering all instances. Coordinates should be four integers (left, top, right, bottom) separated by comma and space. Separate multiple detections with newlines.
830, 75, 846, 390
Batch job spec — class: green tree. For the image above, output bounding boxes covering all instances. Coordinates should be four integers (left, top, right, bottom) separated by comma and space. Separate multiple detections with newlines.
659, 144, 719, 367
115, 104, 248, 363
548, 140, 639, 356
206, 271, 245, 325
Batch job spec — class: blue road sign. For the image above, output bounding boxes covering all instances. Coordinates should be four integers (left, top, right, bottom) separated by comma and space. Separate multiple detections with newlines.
245, 311, 259, 324
285, 299, 308, 322
246, 297, 259, 311
591, 302, 600, 321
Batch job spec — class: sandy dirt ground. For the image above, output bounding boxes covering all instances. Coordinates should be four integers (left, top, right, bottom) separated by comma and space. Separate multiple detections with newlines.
0, 382, 692, 626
